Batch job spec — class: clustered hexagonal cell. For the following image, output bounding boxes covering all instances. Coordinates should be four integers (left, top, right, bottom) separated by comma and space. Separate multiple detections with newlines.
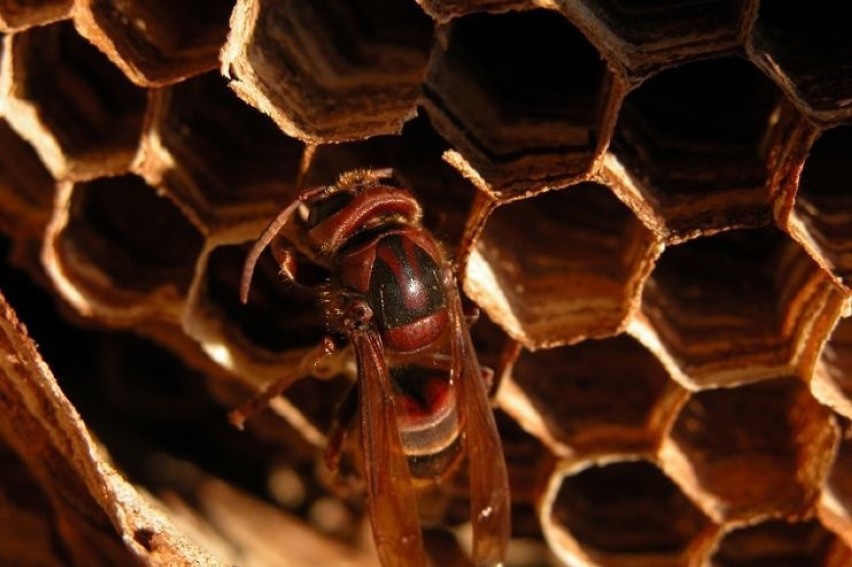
2, 1, 852, 566
137, 71, 305, 233
466, 182, 659, 349
1, 20, 147, 180
74, 0, 235, 87
543, 458, 715, 566
750, 0, 852, 123
565, 0, 749, 77
611, 56, 780, 241
638, 226, 846, 388
501, 335, 684, 457
423, 8, 614, 197
42, 174, 204, 323
222, 0, 434, 142
661, 377, 836, 522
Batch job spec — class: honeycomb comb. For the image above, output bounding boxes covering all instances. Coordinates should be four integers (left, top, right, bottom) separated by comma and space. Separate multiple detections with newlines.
0, 1, 851, 566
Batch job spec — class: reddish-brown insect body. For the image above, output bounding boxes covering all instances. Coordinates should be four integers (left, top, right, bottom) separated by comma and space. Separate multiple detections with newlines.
233, 170, 510, 567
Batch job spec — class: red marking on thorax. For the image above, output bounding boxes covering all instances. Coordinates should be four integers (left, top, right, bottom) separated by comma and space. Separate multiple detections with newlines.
306, 187, 421, 254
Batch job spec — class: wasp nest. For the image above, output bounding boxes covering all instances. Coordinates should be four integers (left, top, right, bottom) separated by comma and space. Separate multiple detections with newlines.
1, 0, 852, 566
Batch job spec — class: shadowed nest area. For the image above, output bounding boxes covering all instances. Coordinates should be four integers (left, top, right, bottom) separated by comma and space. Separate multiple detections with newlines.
1, 0, 852, 566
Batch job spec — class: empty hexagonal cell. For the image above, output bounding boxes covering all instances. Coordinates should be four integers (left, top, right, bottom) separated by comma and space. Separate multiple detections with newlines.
751, 1, 852, 122
139, 72, 305, 231
612, 57, 780, 241
74, 0, 234, 86
2, 21, 147, 180
572, 0, 748, 76
222, 0, 433, 142
0, 0, 71, 31
812, 317, 852, 419
465, 182, 659, 349
424, 9, 613, 197
710, 519, 850, 567
44, 174, 204, 321
790, 126, 852, 291
543, 458, 714, 566
0, 119, 54, 239
197, 242, 325, 358
501, 335, 685, 456
641, 226, 847, 387
661, 377, 836, 522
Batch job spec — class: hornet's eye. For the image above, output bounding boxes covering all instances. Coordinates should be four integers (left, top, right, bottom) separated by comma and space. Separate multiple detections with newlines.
306, 191, 355, 228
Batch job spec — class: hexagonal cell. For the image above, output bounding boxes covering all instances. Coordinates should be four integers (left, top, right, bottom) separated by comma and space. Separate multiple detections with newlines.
641, 226, 847, 388
570, 0, 749, 77
43, 174, 204, 322
612, 57, 780, 242
710, 519, 850, 567
812, 317, 852, 419
74, 0, 234, 87
189, 242, 325, 365
138, 72, 305, 232
0, 119, 54, 240
661, 377, 836, 523
465, 182, 660, 349
789, 126, 852, 292
0, 0, 71, 31
222, 0, 433, 142
750, 1, 852, 123
1, 21, 147, 180
501, 334, 686, 456
423, 9, 615, 198
543, 458, 715, 566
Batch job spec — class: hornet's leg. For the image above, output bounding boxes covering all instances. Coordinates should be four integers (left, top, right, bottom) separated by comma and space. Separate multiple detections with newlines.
323, 383, 359, 477
228, 337, 337, 429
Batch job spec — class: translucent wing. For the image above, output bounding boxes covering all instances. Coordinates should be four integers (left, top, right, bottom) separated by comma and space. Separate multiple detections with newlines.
350, 327, 427, 567
446, 274, 511, 566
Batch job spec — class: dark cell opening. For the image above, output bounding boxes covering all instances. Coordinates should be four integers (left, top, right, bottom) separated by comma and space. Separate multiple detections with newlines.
552, 460, 707, 555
